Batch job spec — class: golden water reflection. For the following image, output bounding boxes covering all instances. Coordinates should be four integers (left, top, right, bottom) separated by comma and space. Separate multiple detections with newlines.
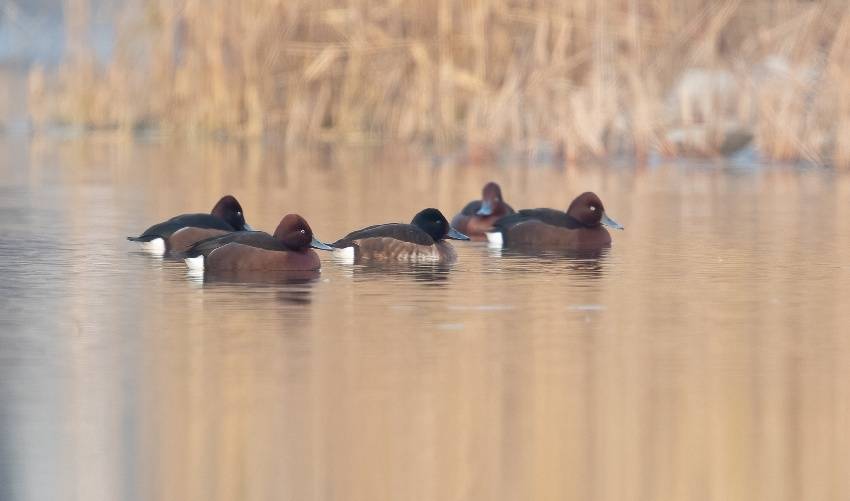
2, 139, 850, 501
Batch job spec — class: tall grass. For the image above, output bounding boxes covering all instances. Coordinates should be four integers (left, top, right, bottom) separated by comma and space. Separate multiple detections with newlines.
28, 0, 850, 167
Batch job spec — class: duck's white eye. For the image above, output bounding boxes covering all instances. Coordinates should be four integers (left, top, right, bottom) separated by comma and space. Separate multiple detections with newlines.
589, 206, 596, 212
236, 211, 242, 216
300, 229, 306, 234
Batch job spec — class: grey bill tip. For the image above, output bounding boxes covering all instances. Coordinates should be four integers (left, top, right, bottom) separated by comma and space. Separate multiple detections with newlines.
601, 213, 624, 230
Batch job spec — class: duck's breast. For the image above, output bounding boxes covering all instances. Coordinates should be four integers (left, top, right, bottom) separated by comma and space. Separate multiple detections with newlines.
434, 241, 458, 263
464, 215, 503, 238
451, 202, 503, 239
450, 213, 472, 235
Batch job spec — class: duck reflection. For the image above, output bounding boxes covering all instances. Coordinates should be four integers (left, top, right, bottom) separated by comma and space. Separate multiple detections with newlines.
350, 262, 453, 287
129, 249, 165, 264
187, 269, 320, 305
201, 269, 321, 285
500, 247, 609, 281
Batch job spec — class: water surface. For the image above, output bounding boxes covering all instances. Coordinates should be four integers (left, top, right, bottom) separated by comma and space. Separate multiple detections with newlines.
2, 139, 850, 501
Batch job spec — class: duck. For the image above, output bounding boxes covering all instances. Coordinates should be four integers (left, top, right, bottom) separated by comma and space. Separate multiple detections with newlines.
183, 214, 333, 271
450, 182, 515, 238
127, 195, 252, 254
486, 192, 623, 249
332, 208, 469, 263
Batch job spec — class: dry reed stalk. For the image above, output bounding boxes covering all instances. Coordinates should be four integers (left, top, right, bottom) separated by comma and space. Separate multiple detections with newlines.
24, 0, 850, 168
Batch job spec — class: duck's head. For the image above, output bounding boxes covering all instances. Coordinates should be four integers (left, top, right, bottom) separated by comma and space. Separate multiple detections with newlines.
273, 214, 334, 251
566, 192, 623, 230
211, 195, 252, 231
475, 182, 508, 216
412, 208, 470, 241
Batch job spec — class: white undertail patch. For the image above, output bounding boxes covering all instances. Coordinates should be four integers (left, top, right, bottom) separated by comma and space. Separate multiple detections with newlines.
485, 232, 503, 247
332, 246, 355, 264
184, 255, 205, 271
140, 238, 166, 255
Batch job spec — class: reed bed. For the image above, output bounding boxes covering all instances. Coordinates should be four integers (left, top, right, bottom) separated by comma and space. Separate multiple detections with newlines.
28, 0, 850, 167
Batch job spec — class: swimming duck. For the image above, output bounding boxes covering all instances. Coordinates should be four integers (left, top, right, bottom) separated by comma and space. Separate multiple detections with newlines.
487, 192, 623, 249
127, 195, 251, 254
450, 182, 515, 238
184, 214, 333, 271
332, 208, 469, 263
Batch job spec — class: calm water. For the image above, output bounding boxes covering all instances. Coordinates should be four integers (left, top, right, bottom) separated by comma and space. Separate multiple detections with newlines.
2, 139, 850, 501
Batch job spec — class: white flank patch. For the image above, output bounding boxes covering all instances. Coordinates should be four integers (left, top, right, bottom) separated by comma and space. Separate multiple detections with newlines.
485, 232, 503, 247
332, 246, 355, 264
140, 238, 166, 254
184, 255, 205, 271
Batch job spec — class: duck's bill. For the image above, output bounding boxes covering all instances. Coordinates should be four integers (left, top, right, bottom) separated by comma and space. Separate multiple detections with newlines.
310, 237, 335, 251
446, 227, 471, 240
601, 213, 624, 230
475, 201, 494, 216
242, 223, 254, 231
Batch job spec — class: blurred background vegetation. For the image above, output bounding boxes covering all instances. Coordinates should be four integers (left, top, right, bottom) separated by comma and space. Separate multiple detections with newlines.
2, 0, 850, 166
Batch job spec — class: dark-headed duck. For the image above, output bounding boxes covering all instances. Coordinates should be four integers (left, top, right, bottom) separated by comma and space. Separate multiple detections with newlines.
332, 208, 469, 263
127, 195, 252, 254
450, 182, 515, 238
487, 192, 623, 249
184, 214, 333, 271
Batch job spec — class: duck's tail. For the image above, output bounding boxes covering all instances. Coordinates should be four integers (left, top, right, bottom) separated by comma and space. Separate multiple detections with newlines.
184, 255, 205, 271
484, 231, 503, 247
128, 235, 166, 254
331, 246, 356, 264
